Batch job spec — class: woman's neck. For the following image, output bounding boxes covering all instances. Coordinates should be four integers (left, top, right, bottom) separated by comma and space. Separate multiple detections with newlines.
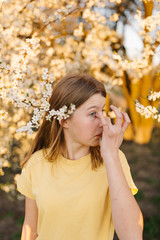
60, 144, 90, 160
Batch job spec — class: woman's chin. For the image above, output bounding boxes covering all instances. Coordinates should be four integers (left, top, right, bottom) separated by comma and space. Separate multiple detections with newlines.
90, 139, 101, 146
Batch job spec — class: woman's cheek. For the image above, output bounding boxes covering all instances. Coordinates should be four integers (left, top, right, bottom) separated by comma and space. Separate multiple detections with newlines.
78, 117, 90, 128
83, 115, 96, 127
87, 118, 96, 128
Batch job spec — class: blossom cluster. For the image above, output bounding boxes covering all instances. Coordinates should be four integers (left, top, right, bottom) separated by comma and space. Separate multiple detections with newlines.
15, 67, 54, 135
0, 36, 40, 112
135, 100, 160, 122
147, 90, 160, 101
135, 10, 160, 34
112, 7, 160, 79
46, 103, 76, 122
135, 88, 160, 121
10, 37, 40, 88
0, 110, 8, 120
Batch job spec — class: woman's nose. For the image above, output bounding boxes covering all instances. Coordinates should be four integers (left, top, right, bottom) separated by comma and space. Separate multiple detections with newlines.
98, 120, 103, 127
96, 112, 103, 127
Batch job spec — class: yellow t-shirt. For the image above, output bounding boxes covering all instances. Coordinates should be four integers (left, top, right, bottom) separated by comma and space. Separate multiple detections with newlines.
16, 148, 138, 240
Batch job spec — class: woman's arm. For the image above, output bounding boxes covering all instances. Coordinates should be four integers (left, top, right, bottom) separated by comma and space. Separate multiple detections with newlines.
103, 152, 143, 240
21, 197, 38, 240
97, 105, 143, 240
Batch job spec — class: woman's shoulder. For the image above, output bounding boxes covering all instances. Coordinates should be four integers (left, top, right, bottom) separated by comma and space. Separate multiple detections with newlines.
23, 148, 46, 169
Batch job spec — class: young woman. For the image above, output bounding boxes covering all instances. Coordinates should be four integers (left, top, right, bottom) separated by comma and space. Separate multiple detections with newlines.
17, 73, 143, 240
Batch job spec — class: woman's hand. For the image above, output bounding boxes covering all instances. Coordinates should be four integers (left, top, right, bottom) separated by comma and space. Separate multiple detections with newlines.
97, 105, 131, 158
97, 106, 144, 240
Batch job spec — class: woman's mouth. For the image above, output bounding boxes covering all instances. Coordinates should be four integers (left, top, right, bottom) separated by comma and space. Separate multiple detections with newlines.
95, 133, 102, 138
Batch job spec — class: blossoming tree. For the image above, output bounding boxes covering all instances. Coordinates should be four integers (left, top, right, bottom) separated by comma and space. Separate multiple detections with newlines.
0, 0, 160, 183
112, 0, 160, 143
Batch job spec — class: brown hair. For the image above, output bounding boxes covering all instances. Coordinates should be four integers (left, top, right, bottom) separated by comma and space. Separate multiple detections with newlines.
21, 73, 106, 170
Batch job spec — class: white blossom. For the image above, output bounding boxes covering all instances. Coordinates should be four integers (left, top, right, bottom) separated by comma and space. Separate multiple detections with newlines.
0, 110, 8, 120
45, 103, 76, 122
147, 90, 160, 101
135, 100, 160, 121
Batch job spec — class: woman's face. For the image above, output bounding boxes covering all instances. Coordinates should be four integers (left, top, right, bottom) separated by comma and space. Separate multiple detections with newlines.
64, 93, 106, 147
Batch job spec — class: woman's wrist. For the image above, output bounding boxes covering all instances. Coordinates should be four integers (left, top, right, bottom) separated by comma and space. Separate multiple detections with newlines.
102, 151, 120, 167
102, 149, 119, 159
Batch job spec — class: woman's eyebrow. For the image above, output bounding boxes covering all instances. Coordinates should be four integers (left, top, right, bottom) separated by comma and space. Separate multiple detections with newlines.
87, 104, 105, 110
87, 106, 98, 110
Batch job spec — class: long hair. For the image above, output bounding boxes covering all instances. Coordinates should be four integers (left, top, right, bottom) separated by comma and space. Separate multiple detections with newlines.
21, 73, 107, 170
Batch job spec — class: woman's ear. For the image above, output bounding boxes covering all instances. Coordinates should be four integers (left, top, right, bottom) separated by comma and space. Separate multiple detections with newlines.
59, 119, 69, 129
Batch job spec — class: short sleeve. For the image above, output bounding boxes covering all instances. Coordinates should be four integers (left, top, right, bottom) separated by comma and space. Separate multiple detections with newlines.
16, 152, 40, 200
118, 149, 138, 195
16, 165, 35, 199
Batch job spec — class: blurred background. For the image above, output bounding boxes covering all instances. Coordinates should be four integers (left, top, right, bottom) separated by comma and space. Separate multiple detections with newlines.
0, 0, 160, 239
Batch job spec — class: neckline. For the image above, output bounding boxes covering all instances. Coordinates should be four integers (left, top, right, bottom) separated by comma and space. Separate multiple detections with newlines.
59, 153, 91, 165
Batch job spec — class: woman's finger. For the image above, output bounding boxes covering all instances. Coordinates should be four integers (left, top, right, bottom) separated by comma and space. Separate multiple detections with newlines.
110, 105, 123, 127
121, 112, 131, 132
97, 111, 111, 128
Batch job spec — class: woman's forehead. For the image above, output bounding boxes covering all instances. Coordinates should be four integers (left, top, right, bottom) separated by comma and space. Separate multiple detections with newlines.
82, 94, 106, 109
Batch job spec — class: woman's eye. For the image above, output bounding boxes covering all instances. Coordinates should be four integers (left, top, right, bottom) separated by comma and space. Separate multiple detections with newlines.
90, 112, 96, 117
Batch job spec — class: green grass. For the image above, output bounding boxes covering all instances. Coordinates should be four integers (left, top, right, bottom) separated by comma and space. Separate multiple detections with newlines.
135, 189, 145, 201
11, 232, 21, 240
0, 210, 14, 220
151, 196, 160, 205
6, 211, 14, 218
144, 215, 160, 240
16, 216, 24, 226
145, 178, 158, 185
0, 232, 4, 239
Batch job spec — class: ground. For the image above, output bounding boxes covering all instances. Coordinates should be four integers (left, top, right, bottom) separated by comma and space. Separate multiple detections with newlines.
0, 131, 160, 240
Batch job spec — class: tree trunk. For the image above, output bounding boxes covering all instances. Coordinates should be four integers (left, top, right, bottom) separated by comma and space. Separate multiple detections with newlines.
121, 0, 157, 144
